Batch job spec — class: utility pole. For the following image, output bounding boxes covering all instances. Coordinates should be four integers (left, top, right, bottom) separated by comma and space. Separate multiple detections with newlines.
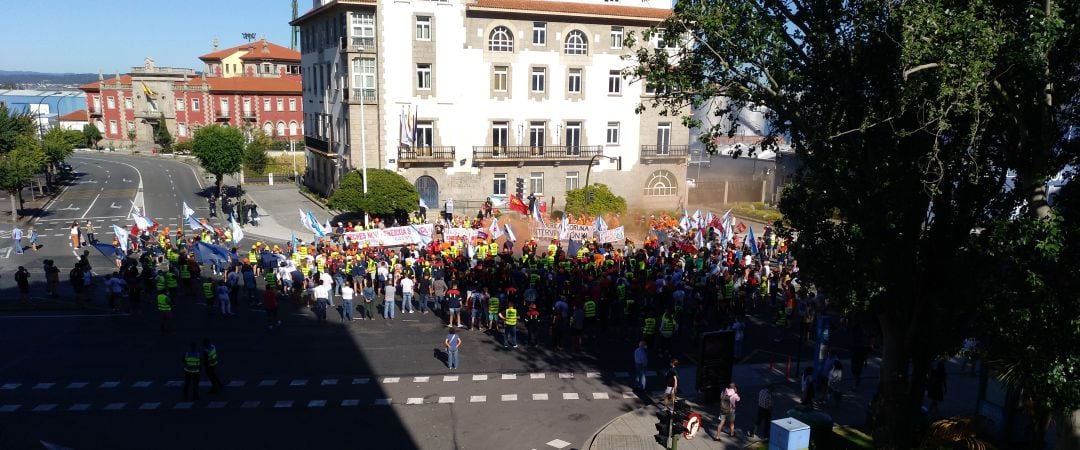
291, 0, 299, 50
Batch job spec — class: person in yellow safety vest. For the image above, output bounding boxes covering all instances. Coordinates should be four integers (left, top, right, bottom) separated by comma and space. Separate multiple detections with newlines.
201, 232, 211, 243
182, 342, 201, 400
223, 228, 232, 244
488, 241, 498, 257
298, 244, 309, 259
548, 242, 558, 258
265, 270, 277, 292
156, 272, 167, 292
316, 254, 326, 274
577, 246, 589, 259
477, 242, 488, 260
723, 275, 735, 301
157, 292, 173, 333
300, 260, 311, 277
583, 298, 598, 338
165, 270, 178, 294
500, 302, 519, 349
202, 278, 215, 314
659, 310, 677, 355
642, 313, 657, 342
486, 295, 500, 331
202, 339, 224, 393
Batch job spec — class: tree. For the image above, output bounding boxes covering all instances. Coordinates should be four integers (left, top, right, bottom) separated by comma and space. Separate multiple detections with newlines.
0, 135, 45, 221
41, 126, 77, 189
328, 169, 418, 218
191, 124, 244, 195
564, 184, 627, 217
629, 0, 1079, 447
0, 103, 35, 153
81, 123, 102, 149
172, 139, 193, 155
243, 130, 272, 175
153, 114, 172, 151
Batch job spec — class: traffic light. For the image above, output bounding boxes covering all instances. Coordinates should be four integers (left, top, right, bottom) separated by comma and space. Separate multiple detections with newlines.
654, 401, 691, 448
586, 190, 595, 203
515, 177, 525, 197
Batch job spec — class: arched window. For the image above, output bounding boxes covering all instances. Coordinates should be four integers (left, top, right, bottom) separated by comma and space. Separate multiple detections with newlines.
276, 121, 286, 137
564, 30, 588, 55
488, 26, 514, 52
263, 122, 273, 136
289, 121, 298, 136
644, 170, 677, 196
95, 119, 105, 133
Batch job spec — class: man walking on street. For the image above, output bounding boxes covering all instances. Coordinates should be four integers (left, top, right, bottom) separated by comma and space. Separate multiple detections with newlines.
11, 226, 23, 254
202, 339, 223, 394
444, 327, 461, 369
634, 340, 649, 391
663, 358, 679, 411
500, 301, 518, 349
750, 384, 774, 439
182, 343, 201, 400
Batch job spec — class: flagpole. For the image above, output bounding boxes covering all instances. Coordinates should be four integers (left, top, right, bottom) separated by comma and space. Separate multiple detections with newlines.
361, 87, 368, 228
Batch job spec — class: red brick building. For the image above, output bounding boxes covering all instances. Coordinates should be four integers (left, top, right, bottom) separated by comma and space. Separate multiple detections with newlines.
78, 38, 302, 148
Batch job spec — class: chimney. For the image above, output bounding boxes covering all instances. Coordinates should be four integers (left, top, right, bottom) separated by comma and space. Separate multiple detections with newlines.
262, 35, 270, 54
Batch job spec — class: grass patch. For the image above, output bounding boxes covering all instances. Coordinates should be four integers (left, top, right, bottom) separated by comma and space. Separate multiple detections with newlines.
731, 202, 784, 223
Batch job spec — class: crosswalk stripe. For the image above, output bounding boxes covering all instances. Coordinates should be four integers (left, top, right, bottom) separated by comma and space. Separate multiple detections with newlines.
562, 393, 579, 400
290, 379, 308, 386
33, 383, 55, 390
532, 393, 548, 401
352, 378, 370, 385
273, 401, 293, 408
530, 373, 545, 379
139, 402, 160, 410
559, 373, 574, 379
501, 374, 517, 380
592, 393, 609, 400
103, 402, 126, 410
0, 405, 20, 412
174, 402, 194, 409
413, 376, 429, 383
320, 379, 337, 386
228, 380, 245, 387
308, 400, 326, 408
166, 381, 183, 387
472, 374, 488, 381
132, 381, 152, 388
259, 380, 277, 387
32, 404, 57, 412
373, 398, 391, 406
66, 382, 88, 389
406, 398, 424, 405
470, 395, 486, 403
341, 399, 360, 407
100, 381, 120, 388
437, 396, 455, 404
443, 375, 459, 382
622, 392, 637, 399
1, 383, 20, 390
69, 403, 91, 411
208, 401, 228, 409
241, 401, 260, 408
382, 377, 400, 384
501, 394, 518, 402
586, 372, 601, 378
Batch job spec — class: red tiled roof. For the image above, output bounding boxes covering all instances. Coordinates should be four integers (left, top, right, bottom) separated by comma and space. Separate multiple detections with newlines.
199, 40, 300, 62
468, 0, 671, 20
59, 109, 88, 121
78, 75, 133, 90
193, 76, 302, 94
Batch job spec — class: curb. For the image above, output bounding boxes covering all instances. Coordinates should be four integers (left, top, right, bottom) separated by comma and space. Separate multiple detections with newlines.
585, 404, 647, 450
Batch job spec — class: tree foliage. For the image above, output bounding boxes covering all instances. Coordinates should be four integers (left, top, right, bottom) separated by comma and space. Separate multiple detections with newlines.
243, 130, 272, 175
565, 184, 627, 217
191, 125, 244, 190
41, 126, 79, 165
0, 103, 35, 153
153, 114, 173, 151
82, 123, 102, 149
630, 0, 1080, 447
328, 169, 418, 216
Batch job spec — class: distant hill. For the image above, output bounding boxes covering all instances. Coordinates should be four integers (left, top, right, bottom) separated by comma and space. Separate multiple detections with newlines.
0, 70, 98, 87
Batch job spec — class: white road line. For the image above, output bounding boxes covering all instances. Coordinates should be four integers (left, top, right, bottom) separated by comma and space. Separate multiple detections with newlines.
320, 379, 337, 386
443, 375, 459, 382
546, 439, 572, 449
437, 396, 455, 404
241, 401, 260, 408
227, 380, 245, 387
562, 393, 579, 400
586, 372, 601, 378
413, 376, 429, 383
32, 404, 57, 412
406, 398, 424, 405
273, 401, 293, 408
341, 399, 360, 407
532, 393, 549, 401
174, 402, 194, 409
470, 395, 487, 403
382, 377, 400, 384
373, 398, 392, 406
1, 383, 21, 390
501, 374, 517, 380
80, 193, 101, 219
622, 392, 637, 399
166, 381, 183, 387
0, 405, 20, 412
259, 379, 277, 386
66, 382, 88, 389
103, 402, 126, 410
592, 392, 609, 400
308, 400, 326, 408
559, 373, 574, 379
352, 378, 370, 384
100, 381, 119, 388
33, 383, 55, 390
132, 381, 152, 388
208, 401, 228, 409
472, 374, 488, 381
139, 402, 160, 410
289, 379, 307, 386
501, 394, 518, 402
531, 373, 545, 379
69, 403, 91, 411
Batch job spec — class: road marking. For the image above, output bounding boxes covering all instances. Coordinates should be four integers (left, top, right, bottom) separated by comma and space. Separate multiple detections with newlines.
109, 202, 122, 209
373, 398, 391, 406
382, 377, 400, 384
470, 395, 487, 403
80, 193, 101, 219
51, 234, 65, 237
0, 405, 20, 412
69, 403, 91, 411
166, 381, 183, 387
559, 373, 574, 379
562, 393, 579, 400
320, 379, 337, 386
33, 382, 55, 390
443, 375, 458, 382
530, 373, 545, 379
546, 439, 572, 449
32, 404, 57, 412
586, 372, 601, 378
227, 380, 245, 387
273, 401, 293, 408
308, 400, 326, 408
66, 382, 88, 389
622, 392, 637, 399
592, 392, 609, 400
341, 399, 360, 407
501, 394, 518, 402
413, 376, 429, 383
139, 402, 160, 410
352, 378, 370, 385
241, 401, 260, 408
532, 393, 548, 401
208, 401, 228, 409
289, 379, 308, 386
174, 402, 194, 409
1, 383, 21, 390
615, 371, 629, 378
0, 313, 130, 319
406, 398, 424, 405
437, 396, 455, 404
100, 381, 119, 388
472, 374, 488, 381
132, 381, 152, 388
36, 215, 127, 222
259, 379, 277, 386
501, 374, 517, 380
103, 402, 126, 410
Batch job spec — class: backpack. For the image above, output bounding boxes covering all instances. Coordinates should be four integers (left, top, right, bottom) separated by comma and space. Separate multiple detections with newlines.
719, 391, 732, 414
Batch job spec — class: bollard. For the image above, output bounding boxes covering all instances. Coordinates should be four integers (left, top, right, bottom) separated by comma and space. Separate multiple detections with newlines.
768, 358, 774, 375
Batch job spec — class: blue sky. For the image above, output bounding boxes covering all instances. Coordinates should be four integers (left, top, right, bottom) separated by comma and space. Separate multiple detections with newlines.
0, 0, 296, 73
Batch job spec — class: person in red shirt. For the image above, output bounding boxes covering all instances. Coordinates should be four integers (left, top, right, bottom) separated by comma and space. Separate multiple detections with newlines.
263, 288, 281, 329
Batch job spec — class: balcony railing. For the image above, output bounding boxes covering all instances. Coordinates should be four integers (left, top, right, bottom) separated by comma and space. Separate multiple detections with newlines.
398, 146, 455, 162
340, 36, 375, 52
215, 108, 230, 119
88, 106, 102, 115
135, 109, 163, 119
473, 145, 602, 161
242, 109, 256, 118
346, 88, 377, 103
640, 144, 689, 159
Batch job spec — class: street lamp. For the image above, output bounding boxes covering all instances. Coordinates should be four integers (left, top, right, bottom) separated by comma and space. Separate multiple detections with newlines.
583, 154, 623, 208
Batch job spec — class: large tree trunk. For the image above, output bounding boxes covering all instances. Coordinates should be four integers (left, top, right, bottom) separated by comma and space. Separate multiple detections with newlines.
8, 190, 16, 222
874, 315, 916, 449
1056, 410, 1080, 450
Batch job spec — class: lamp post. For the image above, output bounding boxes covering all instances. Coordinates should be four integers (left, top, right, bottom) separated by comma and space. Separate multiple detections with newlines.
583, 154, 623, 208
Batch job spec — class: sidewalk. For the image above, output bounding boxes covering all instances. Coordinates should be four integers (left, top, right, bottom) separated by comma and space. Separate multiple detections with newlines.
588, 357, 981, 449
234, 182, 335, 244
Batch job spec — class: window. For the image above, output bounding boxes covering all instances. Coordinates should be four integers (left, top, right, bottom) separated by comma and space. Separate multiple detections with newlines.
656, 122, 672, 154
606, 122, 620, 145
126, 121, 135, 132
289, 99, 297, 111
417, 64, 432, 90
492, 66, 508, 92
289, 121, 298, 136
219, 98, 228, 115
178, 123, 187, 137
352, 57, 376, 101
106, 97, 115, 109
493, 173, 507, 196
532, 22, 546, 45
529, 122, 545, 154
92, 96, 101, 111
656, 29, 674, 49
277, 121, 286, 137
124, 97, 133, 109
567, 68, 582, 94
566, 171, 579, 191
608, 70, 622, 94
262, 63, 272, 74
243, 98, 252, 114
176, 99, 185, 111
263, 98, 271, 111
415, 16, 431, 40
644, 170, 678, 196
276, 98, 284, 111
492, 121, 509, 154
191, 98, 200, 111
108, 120, 117, 134
564, 30, 588, 55
415, 121, 433, 155
263, 122, 273, 135
351, 11, 375, 47
529, 172, 544, 196
95, 119, 104, 132
488, 26, 513, 52
531, 67, 546, 93
610, 26, 624, 48
565, 121, 581, 155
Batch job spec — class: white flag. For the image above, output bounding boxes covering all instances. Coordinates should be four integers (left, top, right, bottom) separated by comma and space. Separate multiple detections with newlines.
182, 202, 195, 219
230, 214, 244, 245
112, 224, 130, 251
504, 223, 517, 242
489, 217, 504, 239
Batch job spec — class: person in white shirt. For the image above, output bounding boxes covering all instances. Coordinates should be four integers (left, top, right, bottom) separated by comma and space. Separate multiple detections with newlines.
320, 271, 333, 306
312, 283, 331, 324
383, 283, 397, 319
340, 279, 356, 321
399, 276, 415, 313
731, 316, 746, 359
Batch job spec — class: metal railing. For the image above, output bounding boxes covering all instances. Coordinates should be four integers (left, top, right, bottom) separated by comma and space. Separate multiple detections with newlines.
341, 36, 376, 51
347, 88, 377, 103
399, 146, 455, 161
640, 144, 689, 158
473, 145, 601, 161
242, 109, 256, 118
134, 109, 163, 118
216, 109, 230, 118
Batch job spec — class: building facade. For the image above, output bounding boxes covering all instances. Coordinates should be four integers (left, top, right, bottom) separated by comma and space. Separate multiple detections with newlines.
293, 0, 690, 212
77, 39, 304, 148
0, 89, 85, 135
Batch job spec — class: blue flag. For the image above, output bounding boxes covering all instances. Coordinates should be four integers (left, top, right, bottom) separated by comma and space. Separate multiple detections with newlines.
291, 231, 298, 252
193, 241, 233, 266
567, 239, 582, 257
748, 225, 759, 256
92, 242, 124, 260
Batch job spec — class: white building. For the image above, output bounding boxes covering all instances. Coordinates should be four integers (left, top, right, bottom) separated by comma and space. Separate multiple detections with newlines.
292, 0, 690, 214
